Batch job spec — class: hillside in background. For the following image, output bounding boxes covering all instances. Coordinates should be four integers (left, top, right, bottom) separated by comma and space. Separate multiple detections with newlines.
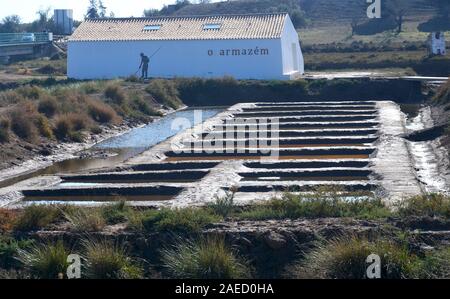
155, 0, 437, 24
143, 0, 449, 45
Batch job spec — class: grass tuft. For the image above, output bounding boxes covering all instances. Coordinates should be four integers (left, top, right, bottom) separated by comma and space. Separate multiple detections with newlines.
88, 99, 119, 124
146, 79, 183, 109
208, 188, 237, 218
16, 85, 45, 100
17, 240, 70, 279
0, 236, 34, 269
9, 105, 39, 142
161, 236, 250, 279
289, 236, 422, 279
102, 200, 132, 225
37, 95, 58, 117
82, 238, 143, 279
104, 84, 127, 105
64, 208, 106, 232
35, 115, 54, 139
13, 205, 62, 232
396, 194, 450, 218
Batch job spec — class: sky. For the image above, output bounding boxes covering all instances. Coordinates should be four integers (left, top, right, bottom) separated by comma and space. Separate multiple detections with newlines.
0, 0, 205, 22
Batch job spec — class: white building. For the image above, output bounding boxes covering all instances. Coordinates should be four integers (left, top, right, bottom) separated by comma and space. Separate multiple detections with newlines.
68, 13, 304, 80
428, 32, 446, 56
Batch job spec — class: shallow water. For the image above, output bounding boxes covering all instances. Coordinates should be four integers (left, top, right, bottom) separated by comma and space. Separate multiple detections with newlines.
96, 108, 222, 149
0, 108, 223, 188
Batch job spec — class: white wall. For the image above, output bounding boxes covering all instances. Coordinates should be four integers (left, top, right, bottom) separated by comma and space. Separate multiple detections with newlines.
430, 32, 446, 55
68, 38, 286, 80
280, 15, 304, 76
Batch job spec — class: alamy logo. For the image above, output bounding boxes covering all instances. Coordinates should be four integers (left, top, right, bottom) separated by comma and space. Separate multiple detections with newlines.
67, 254, 81, 279
367, 0, 381, 19
170, 110, 280, 162
366, 254, 381, 279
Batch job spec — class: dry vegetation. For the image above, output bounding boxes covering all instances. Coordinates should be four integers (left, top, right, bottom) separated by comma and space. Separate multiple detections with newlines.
0, 192, 448, 279
0, 80, 173, 155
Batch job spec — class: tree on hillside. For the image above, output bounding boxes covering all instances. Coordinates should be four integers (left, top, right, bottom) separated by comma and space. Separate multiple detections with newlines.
86, 0, 100, 19
432, 0, 450, 18
0, 15, 22, 33
98, 0, 107, 18
290, 9, 308, 29
386, 0, 409, 33
157, 0, 191, 16
143, 9, 160, 17
418, 0, 450, 32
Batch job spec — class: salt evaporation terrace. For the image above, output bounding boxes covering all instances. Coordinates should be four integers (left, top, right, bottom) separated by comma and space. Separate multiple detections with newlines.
19, 101, 423, 207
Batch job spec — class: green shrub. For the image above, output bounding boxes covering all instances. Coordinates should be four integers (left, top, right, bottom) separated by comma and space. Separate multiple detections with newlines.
0, 125, 9, 143
396, 194, 450, 218
17, 240, 70, 279
88, 100, 119, 124
0, 208, 17, 232
53, 116, 71, 140
36, 64, 66, 75
419, 247, 450, 279
208, 188, 236, 218
126, 209, 151, 231
104, 84, 127, 105
130, 93, 161, 117
141, 208, 220, 233
102, 200, 132, 225
146, 79, 183, 109
80, 81, 103, 94
0, 237, 34, 269
10, 107, 38, 142
38, 96, 58, 117
0, 118, 10, 142
66, 113, 90, 131
13, 205, 62, 232
68, 131, 84, 143
125, 75, 140, 83
161, 236, 250, 279
16, 85, 44, 100
237, 190, 391, 220
0, 91, 25, 105
64, 208, 106, 232
290, 236, 422, 279
35, 115, 54, 139
82, 238, 143, 279
0, 117, 9, 129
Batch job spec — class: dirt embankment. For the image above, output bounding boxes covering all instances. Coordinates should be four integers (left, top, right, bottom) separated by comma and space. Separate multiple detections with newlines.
177, 78, 427, 106
21, 216, 450, 278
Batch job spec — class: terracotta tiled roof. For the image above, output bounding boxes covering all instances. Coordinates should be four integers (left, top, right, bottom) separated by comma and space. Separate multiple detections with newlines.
69, 13, 287, 41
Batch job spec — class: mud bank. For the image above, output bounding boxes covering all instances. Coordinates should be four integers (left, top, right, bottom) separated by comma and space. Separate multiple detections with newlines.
0, 120, 145, 187
405, 107, 450, 195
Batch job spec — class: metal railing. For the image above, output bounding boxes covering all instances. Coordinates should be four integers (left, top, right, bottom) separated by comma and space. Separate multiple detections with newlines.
0, 32, 53, 46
